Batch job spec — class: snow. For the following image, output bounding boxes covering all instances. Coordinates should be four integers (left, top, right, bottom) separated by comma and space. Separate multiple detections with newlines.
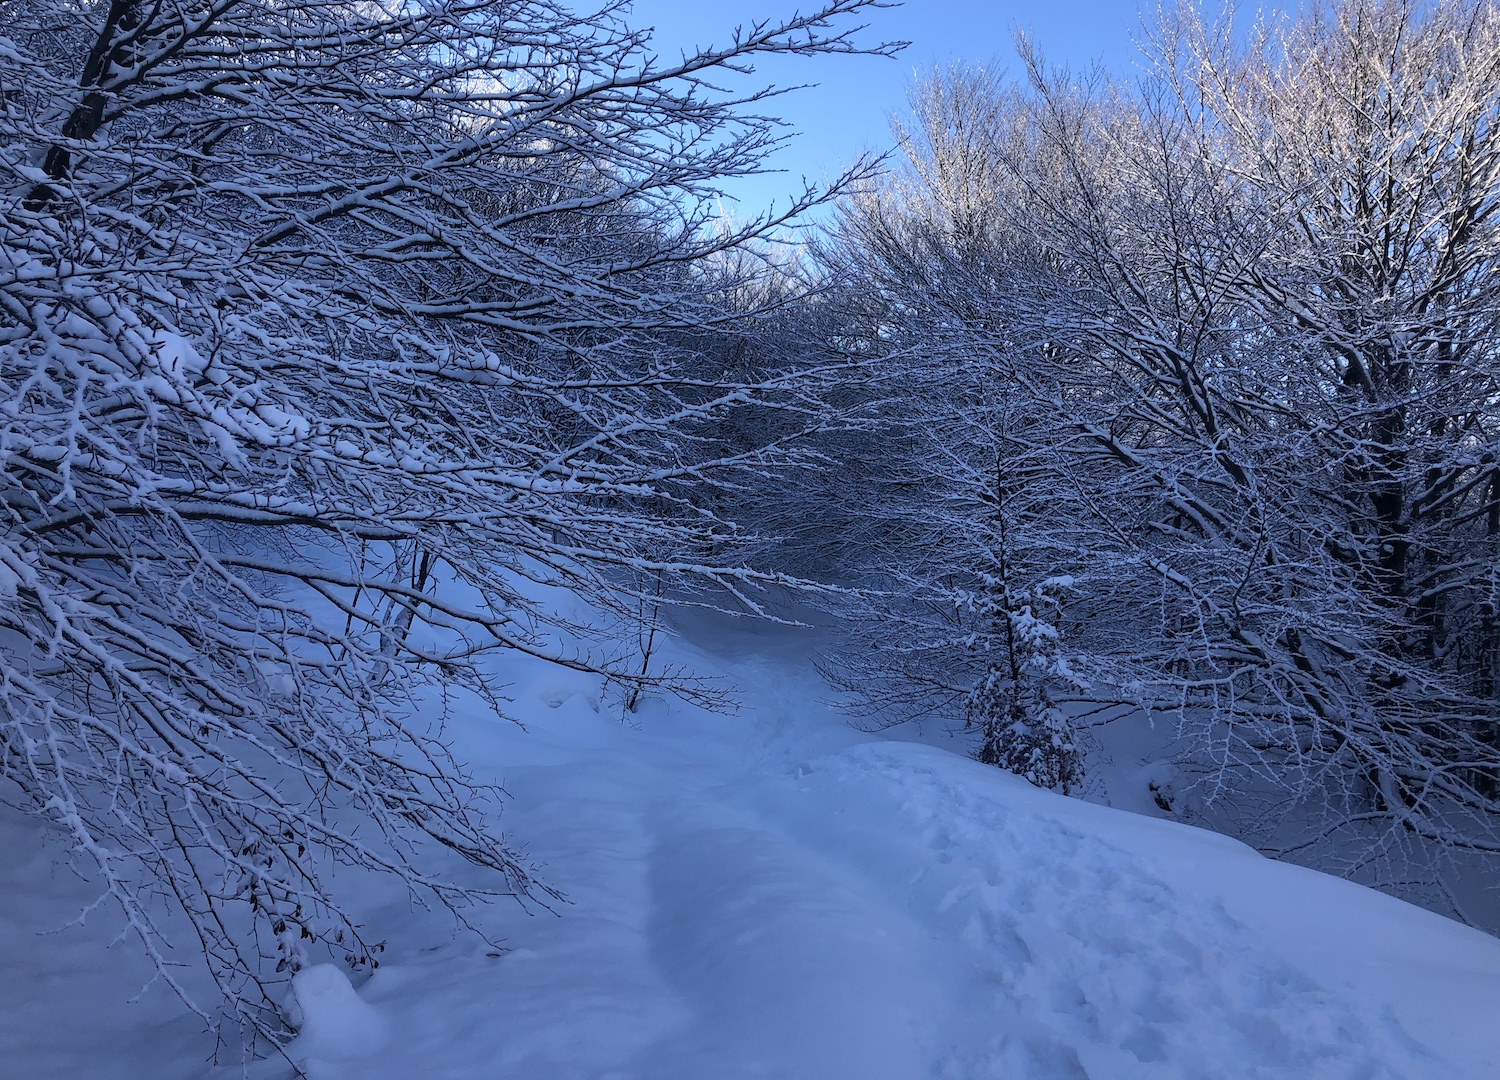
285, 966, 388, 1069
3, 608, 1499, 1079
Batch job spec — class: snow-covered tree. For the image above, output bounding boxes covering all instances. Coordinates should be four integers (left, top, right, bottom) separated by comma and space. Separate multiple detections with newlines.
804, 63, 1090, 789
0, 0, 893, 1048
820, 0, 1500, 919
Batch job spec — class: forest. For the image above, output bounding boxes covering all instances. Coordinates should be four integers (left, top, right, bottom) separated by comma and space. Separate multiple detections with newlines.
2, 0, 1499, 1071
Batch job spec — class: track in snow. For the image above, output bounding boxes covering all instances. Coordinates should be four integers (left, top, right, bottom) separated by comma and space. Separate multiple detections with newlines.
3, 615, 1498, 1079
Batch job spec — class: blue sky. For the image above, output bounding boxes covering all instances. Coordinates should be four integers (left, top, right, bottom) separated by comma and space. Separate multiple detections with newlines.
626, 1, 1153, 218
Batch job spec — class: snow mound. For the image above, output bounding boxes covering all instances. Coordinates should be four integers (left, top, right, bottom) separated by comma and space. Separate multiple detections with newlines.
286, 964, 386, 1068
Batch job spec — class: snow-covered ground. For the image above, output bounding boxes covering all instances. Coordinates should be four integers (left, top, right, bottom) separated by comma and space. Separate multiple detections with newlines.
3, 608, 1499, 1079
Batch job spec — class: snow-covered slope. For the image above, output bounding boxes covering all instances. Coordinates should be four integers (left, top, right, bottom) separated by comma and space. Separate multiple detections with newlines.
3, 611, 1499, 1079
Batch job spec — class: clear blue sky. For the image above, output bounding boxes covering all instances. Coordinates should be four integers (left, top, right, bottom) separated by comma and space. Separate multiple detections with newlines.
626, 1, 1152, 218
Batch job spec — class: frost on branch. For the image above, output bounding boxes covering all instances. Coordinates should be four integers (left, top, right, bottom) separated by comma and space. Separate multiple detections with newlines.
815, 0, 1500, 922
0, 0, 895, 1053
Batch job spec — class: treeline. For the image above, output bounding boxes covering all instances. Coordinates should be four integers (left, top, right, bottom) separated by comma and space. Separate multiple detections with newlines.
803, 0, 1500, 925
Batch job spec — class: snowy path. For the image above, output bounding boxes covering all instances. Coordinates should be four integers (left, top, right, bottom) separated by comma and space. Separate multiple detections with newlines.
5, 616, 1500, 1078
